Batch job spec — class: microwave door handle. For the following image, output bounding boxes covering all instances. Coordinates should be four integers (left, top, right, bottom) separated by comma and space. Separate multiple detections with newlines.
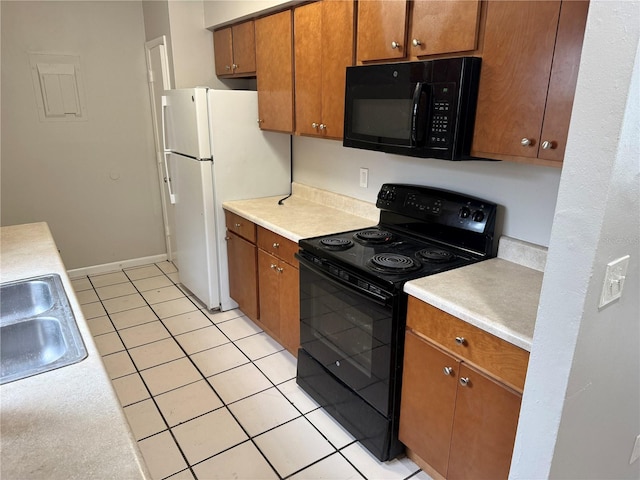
411, 82, 429, 146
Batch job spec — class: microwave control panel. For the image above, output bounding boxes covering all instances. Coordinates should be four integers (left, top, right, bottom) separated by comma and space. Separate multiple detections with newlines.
427, 83, 456, 148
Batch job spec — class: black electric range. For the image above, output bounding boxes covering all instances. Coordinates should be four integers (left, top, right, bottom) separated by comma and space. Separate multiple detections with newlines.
296, 183, 498, 461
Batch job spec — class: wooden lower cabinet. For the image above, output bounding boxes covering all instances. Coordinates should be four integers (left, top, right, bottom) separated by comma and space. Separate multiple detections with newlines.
400, 298, 526, 479
226, 231, 259, 321
257, 248, 300, 356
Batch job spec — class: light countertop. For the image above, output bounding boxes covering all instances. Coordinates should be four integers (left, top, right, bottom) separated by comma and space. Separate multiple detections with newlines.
0, 223, 149, 480
404, 258, 543, 351
223, 195, 376, 242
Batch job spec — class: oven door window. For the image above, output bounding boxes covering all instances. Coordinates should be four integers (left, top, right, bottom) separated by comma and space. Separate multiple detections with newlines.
299, 262, 394, 416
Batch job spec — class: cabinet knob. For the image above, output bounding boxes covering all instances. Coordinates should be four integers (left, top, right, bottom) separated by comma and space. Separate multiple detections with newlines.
272, 242, 279, 248
312, 122, 318, 129
520, 137, 534, 147
270, 263, 277, 270
443, 366, 454, 376
541, 140, 555, 150
412, 38, 422, 47
225, 236, 231, 241
319, 124, 326, 131
455, 336, 466, 346
232, 63, 238, 70
391, 41, 401, 49
234, 223, 241, 228
459, 377, 470, 387
277, 267, 284, 273
225, 65, 231, 71
257, 119, 264, 124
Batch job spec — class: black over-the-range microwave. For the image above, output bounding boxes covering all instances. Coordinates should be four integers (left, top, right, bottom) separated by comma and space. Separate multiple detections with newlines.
343, 57, 482, 161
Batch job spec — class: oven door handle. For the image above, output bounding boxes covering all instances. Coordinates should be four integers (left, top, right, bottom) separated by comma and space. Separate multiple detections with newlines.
296, 254, 394, 307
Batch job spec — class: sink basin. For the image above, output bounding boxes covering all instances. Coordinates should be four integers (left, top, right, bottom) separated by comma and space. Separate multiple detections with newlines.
1, 274, 88, 384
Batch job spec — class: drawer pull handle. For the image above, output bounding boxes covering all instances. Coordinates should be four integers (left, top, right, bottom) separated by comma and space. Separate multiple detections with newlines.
455, 336, 466, 346
273, 242, 280, 248
443, 366, 454, 376
459, 377, 470, 387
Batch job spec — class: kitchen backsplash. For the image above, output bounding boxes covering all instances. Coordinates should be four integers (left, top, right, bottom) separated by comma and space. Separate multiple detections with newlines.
498, 237, 548, 272
292, 182, 379, 222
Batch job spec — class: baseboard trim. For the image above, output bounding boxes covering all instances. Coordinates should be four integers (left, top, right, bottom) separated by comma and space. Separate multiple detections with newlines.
67, 254, 169, 279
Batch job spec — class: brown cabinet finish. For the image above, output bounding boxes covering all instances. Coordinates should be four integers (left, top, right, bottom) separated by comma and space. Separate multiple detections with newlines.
225, 210, 256, 243
409, 0, 480, 57
406, 296, 529, 392
538, 0, 589, 162
401, 296, 527, 479
256, 10, 294, 133
294, 0, 355, 139
472, 0, 589, 166
225, 231, 259, 321
256, 226, 300, 355
447, 363, 522, 480
399, 331, 458, 478
213, 21, 256, 77
357, 1, 409, 63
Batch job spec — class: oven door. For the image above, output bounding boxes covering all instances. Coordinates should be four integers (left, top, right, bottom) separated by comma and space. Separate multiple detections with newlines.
298, 256, 395, 416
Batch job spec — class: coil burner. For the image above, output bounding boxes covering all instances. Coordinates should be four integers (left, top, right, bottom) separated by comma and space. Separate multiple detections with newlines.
367, 253, 421, 274
353, 229, 394, 245
416, 248, 456, 264
319, 238, 354, 251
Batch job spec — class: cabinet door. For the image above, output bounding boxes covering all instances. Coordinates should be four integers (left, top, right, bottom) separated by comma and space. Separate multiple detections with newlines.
294, 2, 323, 137
472, 1, 561, 159
258, 249, 281, 337
399, 331, 458, 478
448, 363, 522, 480
538, 0, 589, 163
213, 27, 234, 76
357, 1, 408, 62
320, 0, 354, 139
256, 10, 294, 133
409, 0, 480, 57
231, 21, 256, 76
226, 232, 259, 321
279, 261, 300, 356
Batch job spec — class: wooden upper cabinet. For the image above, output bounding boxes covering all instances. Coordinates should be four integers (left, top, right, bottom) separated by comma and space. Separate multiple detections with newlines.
295, 0, 354, 139
357, 1, 409, 63
256, 10, 294, 133
538, 0, 590, 163
409, 0, 481, 57
472, 0, 589, 166
213, 21, 256, 77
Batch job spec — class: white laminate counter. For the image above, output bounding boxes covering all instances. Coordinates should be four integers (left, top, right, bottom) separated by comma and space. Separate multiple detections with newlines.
404, 258, 543, 351
0, 223, 149, 480
223, 194, 377, 242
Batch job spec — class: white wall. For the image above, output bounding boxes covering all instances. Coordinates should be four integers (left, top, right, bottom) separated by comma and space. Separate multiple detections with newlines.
203, 0, 299, 28
293, 136, 562, 247
0, 0, 166, 269
510, 1, 640, 478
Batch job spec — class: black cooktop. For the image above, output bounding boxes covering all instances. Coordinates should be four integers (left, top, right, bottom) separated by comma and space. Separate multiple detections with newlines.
298, 184, 498, 290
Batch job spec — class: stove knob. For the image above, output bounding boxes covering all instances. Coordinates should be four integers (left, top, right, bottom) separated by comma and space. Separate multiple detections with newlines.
472, 210, 485, 222
459, 207, 471, 219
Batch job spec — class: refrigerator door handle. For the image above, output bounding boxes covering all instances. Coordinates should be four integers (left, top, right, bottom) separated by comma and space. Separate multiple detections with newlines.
161, 96, 176, 205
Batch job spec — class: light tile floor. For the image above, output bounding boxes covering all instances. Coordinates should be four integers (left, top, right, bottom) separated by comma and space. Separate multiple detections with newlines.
73, 262, 431, 480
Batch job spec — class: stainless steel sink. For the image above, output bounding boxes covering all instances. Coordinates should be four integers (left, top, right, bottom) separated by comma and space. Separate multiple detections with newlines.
1, 274, 88, 384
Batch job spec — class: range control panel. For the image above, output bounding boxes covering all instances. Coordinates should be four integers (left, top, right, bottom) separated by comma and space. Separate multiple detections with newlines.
376, 183, 496, 233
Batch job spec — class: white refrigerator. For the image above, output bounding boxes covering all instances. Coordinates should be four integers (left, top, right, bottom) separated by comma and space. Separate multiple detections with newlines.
162, 88, 290, 310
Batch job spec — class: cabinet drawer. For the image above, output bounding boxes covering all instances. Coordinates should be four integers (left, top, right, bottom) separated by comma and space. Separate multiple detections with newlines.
257, 226, 298, 267
406, 296, 529, 392
225, 210, 256, 243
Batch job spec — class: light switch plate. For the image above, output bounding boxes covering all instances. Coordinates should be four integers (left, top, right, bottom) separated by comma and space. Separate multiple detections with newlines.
630, 434, 640, 464
599, 255, 630, 308
359, 168, 368, 188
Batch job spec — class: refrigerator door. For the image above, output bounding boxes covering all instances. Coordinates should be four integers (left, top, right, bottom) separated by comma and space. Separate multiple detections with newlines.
163, 88, 211, 160
207, 90, 291, 311
169, 152, 219, 309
